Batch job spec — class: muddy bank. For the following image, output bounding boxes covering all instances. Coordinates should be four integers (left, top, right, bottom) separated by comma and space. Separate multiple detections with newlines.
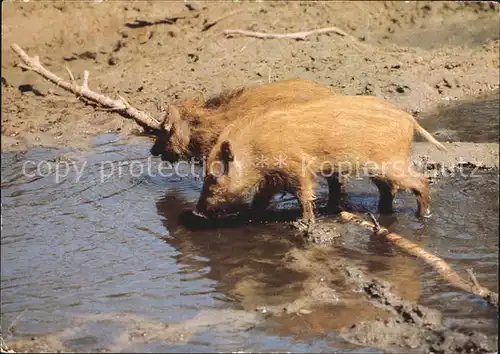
410, 142, 499, 174
2, 1, 499, 151
253, 261, 498, 354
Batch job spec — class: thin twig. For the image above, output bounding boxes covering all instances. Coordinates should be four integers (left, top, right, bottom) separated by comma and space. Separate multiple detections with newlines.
64, 64, 75, 82
10, 44, 164, 131
202, 9, 243, 31
466, 268, 481, 290
82, 70, 89, 90
339, 211, 499, 308
139, 30, 154, 44
6, 309, 26, 337
367, 212, 381, 233
239, 39, 252, 53
223, 26, 352, 40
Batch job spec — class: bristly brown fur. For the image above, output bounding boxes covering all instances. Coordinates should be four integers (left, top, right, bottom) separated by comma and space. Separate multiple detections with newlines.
150, 79, 340, 163
196, 95, 446, 223
203, 87, 246, 110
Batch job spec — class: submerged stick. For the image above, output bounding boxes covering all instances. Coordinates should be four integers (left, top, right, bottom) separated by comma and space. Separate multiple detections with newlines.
10, 44, 163, 131
6, 309, 26, 337
339, 211, 499, 308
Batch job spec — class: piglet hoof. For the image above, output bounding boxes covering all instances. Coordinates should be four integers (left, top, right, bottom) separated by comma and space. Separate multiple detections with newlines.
417, 208, 432, 219
326, 204, 342, 215
289, 218, 314, 233
192, 210, 209, 220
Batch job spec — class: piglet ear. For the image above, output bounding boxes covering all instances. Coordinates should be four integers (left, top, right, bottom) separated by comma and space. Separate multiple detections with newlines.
162, 105, 181, 131
220, 141, 234, 163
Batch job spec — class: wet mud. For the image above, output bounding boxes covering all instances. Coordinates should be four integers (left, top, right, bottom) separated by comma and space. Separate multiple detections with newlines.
340, 267, 497, 354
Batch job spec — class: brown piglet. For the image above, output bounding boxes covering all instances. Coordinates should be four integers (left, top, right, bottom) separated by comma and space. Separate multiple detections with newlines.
150, 79, 340, 163
195, 95, 446, 224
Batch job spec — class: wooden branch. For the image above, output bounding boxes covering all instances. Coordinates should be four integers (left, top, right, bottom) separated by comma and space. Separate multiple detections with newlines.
10, 44, 165, 131
466, 268, 481, 291
223, 26, 352, 40
64, 64, 75, 82
6, 308, 26, 337
367, 212, 381, 232
339, 211, 499, 308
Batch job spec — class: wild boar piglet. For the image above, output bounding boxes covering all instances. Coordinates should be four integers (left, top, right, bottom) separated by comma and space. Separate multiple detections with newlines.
195, 95, 446, 224
150, 79, 339, 163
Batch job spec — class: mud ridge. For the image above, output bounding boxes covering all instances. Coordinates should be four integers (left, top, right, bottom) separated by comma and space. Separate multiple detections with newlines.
340, 266, 498, 354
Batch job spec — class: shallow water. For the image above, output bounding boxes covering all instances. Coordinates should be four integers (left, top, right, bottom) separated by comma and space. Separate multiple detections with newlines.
1, 98, 499, 352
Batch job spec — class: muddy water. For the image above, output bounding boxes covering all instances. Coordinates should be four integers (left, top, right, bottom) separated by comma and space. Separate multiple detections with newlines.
1, 100, 499, 352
